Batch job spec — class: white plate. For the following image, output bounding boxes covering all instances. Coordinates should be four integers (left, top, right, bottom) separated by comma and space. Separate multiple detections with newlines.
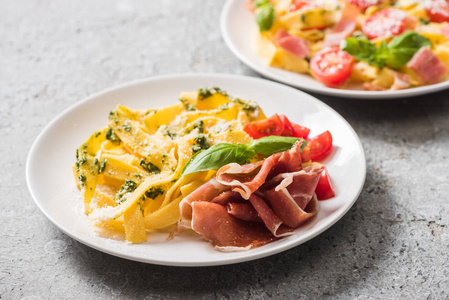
26, 74, 366, 266
220, 0, 449, 99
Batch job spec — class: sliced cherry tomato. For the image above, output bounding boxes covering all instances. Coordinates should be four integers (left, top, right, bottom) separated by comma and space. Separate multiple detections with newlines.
300, 146, 311, 162
425, 1, 449, 23
291, 123, 310, 139
289, 0, 312, 12
244, 114, 284, 139
308, 130, 333, 160
362, 8, 407, 39
347, 0, 381, 11
279, 114, 294, 136
310, 48, 354, 86
315, 168, 335, 200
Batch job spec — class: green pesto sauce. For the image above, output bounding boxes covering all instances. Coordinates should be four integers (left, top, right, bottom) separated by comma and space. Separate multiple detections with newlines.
145, 186, 164, 199
122, 124, 132, 132
140, 159, 161, 174
77, 173, 87, 187
105, 128, 120, 143
191, 133, 210, 153
98, 158, 106, 174
197, 87, 228, 101
179, 98, 196, 111
115, 180, 137, 204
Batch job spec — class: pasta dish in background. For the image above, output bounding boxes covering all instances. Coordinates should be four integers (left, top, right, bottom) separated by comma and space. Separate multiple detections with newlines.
250, 0, 449, 90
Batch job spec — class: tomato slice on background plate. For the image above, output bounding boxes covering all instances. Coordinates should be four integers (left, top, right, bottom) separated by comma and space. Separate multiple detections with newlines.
310, 48, 354, 87
315, 168, 335, 200
289, 0, 314, 12
425, 0, 449, 23
308, 130, 333, 160
348, 0, 381, 11
244, 114, 284, 138
362, 8, 408, 39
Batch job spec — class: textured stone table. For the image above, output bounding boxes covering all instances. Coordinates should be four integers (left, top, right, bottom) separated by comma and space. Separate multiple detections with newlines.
2, 0, 448, 299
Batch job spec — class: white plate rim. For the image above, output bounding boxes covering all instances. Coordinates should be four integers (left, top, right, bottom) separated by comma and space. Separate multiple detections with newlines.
220, 0, 449, 99
26, 73, 366, 266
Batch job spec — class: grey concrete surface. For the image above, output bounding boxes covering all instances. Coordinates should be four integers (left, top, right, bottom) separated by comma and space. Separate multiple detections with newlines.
1, 0, 448, 299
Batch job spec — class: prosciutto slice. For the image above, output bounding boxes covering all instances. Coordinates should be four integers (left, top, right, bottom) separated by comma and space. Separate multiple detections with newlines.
227, 202, 262, 222
407, 47, 448, 84
178, 142, 323, 251
178, 178, 229, 229
191, 202, 277, 251
275, 29, 310, 59
216, 141, 304, 199
323, 3, 359, 47
263, 165, 323, 228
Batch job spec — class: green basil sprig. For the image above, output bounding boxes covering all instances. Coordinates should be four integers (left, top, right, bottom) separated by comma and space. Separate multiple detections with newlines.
182, 136, 305, 175
341, 31, 431, 69
254, 0, 275, 32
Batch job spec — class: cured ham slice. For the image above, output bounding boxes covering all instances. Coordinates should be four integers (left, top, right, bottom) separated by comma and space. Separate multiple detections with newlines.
275, 29, 310, 59
191, 202, 277, 251
178, 142, 323, 251
407, 47, 448, 84
249, 194, 295, 237
263, 165, 323, 228
216, 157, 281, 200
216, 141, 304, 199
178, 178, 229, 229
323, 20, 357, 47
212, 190, 244, 206
227, 202, 262, 222
323, 4, 359, 47
391, 71, 411, 90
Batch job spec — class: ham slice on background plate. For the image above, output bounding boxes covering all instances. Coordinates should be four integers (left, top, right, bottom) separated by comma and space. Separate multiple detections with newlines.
178, 142, 324, 251
407, 47, 449, 84
323, 3, 360, 47
275, 29, 310, 58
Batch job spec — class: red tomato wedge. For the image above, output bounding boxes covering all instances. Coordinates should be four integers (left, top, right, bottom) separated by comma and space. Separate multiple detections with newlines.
315, 168, 335, 200
310, 48, 354, 86
425, 1, 449, 23
244, 114, 284, 139
308, 130, 333, 160
292, 123, 310, 139
279, 115, 294, 136
362, 8, 408, 39
348, 0, 381, 11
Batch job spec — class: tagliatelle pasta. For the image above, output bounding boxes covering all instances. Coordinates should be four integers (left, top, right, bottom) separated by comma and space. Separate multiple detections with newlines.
73, 88, 265, 243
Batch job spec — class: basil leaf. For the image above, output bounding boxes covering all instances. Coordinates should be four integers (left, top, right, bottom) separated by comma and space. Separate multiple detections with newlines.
182, 136, 306, 175
235, 143, 256, 163
249, 136, 305, 156
255, 3, 274, 32
182, 144, 255, 175
341, 31, 430, 69
253, 0, 270, 7
388, 31, 431, 51
341, 37, 382, 67
386, 31, 431, 68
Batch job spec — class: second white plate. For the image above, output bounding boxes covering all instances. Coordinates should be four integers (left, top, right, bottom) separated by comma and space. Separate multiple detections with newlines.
220, 0, 449, 99
26, 74, 366, 266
